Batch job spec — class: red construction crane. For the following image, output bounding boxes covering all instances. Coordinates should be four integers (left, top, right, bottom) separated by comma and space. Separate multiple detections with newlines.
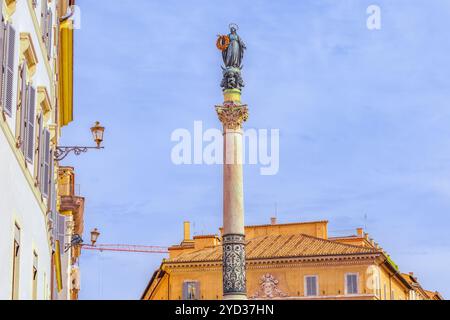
75, 228, 169, 254
82, 244, 169, 254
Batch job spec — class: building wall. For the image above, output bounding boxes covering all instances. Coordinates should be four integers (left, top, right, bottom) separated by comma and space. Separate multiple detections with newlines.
145, 222, 416, 301
0, 130, 52, 300
147, 260, 404, 300
0, 0, 67, 300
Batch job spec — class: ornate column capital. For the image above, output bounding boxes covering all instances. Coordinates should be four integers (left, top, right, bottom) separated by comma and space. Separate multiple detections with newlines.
215, 102, 249, 130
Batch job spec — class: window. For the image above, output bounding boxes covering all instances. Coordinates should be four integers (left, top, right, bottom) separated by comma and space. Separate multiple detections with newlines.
40, 128, 51, 197
183, 281, 200, 300
32, 252, 38, 300
11, 224, 21, 300
304, 275, 318, 297
1, 22, 16, 117
16, 59, 37, 163
384, 283, 387, 300
345, 273, 359, 295
40, 0, 52, 59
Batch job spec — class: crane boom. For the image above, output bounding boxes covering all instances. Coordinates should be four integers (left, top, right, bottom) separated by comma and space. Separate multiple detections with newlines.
82, 244, 169, 254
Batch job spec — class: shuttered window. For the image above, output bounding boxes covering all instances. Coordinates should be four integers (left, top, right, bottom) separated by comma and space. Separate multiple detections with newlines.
46, 9, 53, 59
41, 0, 53, 59
36, 114, 43, 185
25, 85, 36, 162
12, 224, 21, 300
305, 276, 318, 297
47, 146, 56, 217
19, 71, 37, 164
2, 23, 16, 117
345, 273, 359, 295
40, 0, 48, 40
182, 281, 200, 300
32, 252, 38, 300
0, 4, 5, 106
57, 214, 66, 249
41, 129, 50, 198
19, 63, 27, 151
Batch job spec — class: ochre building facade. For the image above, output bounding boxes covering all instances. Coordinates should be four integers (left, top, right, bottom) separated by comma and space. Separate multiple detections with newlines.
142, 219, 442, 300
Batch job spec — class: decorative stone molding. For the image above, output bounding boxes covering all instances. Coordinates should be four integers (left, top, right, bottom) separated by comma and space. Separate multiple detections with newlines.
38, 86, 52, 114
20, 33, 39, 78
216, 103, 249, 130
4, 0, 17, 17
223, 234, 246, 296
250, 274, 288, 299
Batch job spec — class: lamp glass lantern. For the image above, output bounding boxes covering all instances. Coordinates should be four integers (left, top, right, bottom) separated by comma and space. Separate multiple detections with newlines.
90, 228, 100, 246
90, 122, 105, 148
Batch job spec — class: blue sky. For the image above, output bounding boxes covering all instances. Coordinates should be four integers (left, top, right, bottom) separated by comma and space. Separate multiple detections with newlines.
63, 0, 450, 299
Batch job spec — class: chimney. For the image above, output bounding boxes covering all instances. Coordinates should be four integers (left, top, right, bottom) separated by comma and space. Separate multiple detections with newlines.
356, 228, 364, 237
270, 217, 277, 225
183, 221, 191, 241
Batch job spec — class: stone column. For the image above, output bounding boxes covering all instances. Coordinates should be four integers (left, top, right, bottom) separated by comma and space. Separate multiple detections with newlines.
216, 88, 249, 300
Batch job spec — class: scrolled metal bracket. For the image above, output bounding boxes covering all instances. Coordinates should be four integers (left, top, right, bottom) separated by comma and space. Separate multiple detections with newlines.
55, 146, 104, 161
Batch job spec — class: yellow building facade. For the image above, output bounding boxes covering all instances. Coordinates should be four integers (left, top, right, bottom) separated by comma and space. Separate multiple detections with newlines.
142, 219, 442, 300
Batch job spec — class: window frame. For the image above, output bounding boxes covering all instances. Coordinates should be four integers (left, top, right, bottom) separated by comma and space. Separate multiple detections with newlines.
11, 223, 21, 300
182, 281, 200, 300
344, 272, 359, 296
32, 251, 38, 300
304, 275, 319, 297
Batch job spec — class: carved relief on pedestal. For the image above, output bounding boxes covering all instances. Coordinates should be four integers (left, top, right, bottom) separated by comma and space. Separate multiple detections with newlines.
223, 234, 246, 295
216, 103, 249, 130
250, 274, 288, 299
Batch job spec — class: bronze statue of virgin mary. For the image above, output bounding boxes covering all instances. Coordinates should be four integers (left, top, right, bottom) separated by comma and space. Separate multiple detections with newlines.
222, 24, 246, 69
217, 24, 246, 90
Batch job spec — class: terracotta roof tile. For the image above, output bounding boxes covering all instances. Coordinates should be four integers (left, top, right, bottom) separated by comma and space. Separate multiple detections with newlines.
168, 233, 379, 263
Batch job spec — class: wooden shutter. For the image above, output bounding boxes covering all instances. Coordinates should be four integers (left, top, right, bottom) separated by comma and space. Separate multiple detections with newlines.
46, 9, 53, 59
47, 146, 55, 211
41, 129, 50, 198
38, 118, 45, 191
57, 214, 66, 248
25, 86, 36, 162
2, 24, 15, 117
195, 282, 200, 300
41, 0, 48, 40
182, 282, 188, 300
0, 3, 5, 105
36, 114, 43, 187
19, 63, 27, 152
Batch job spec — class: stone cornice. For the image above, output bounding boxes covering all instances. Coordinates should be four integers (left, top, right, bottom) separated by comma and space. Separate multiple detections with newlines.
165, 253, 381, 271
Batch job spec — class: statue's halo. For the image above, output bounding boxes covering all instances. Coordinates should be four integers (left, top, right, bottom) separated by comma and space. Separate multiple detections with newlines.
229, 23, 239, 31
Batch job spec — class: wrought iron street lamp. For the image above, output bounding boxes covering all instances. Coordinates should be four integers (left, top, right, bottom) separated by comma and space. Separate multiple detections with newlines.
55, 121, 105, 161
90, 228, 100, 246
